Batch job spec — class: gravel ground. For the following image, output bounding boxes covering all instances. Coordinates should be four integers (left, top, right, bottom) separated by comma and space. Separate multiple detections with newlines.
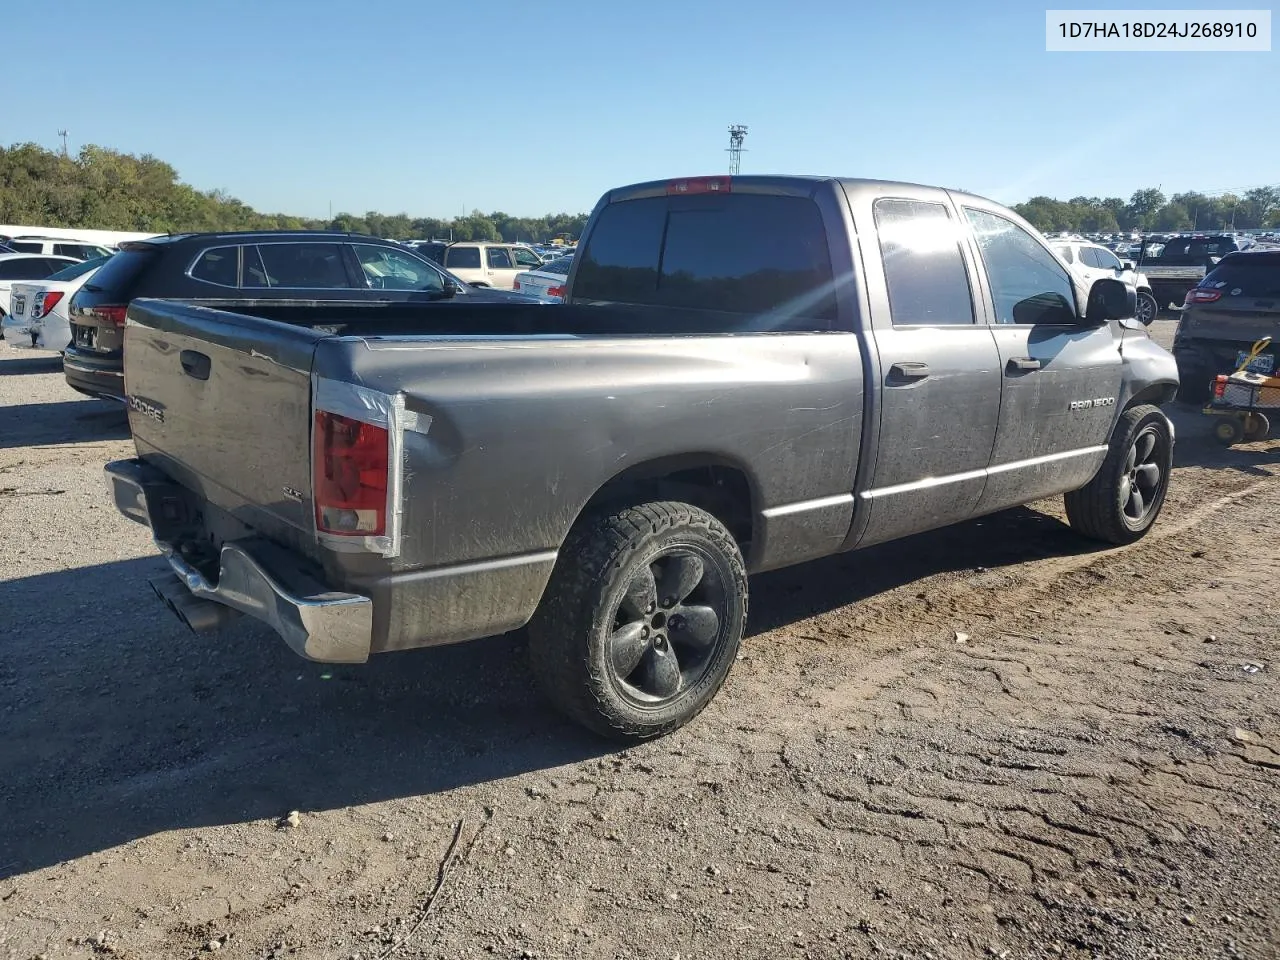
1, 320, 1278, 960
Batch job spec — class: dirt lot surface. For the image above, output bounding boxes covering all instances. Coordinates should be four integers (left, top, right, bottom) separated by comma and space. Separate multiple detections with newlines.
2, 320, 1278, 960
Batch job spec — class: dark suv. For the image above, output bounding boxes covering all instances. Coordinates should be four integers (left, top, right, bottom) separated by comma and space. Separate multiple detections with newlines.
64, 231, 532, 400
1173, 249, 1280, 401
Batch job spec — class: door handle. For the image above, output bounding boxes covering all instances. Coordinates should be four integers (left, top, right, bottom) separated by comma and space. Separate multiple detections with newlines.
180, 349, 211, 381
888, 361, 931, 380
1008, 357, 1042, 372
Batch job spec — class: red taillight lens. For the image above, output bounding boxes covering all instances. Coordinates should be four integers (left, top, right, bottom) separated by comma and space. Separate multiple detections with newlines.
1213, 375, 1228, 399
32, 291, 64, 319
666, 176, 732, 195
89, 304, 128, 326
546, 284, 565, 299
1185, 288, 1221, 304
313, 410, 389, 536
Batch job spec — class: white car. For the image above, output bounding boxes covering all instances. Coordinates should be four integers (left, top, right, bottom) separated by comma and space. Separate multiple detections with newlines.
0, 253, 79, 323
5, 236, 114, 260
436, 242, 546, 290
1051, 239, 1159, 324
512, 255, 574, 302
2, 255, 110, 351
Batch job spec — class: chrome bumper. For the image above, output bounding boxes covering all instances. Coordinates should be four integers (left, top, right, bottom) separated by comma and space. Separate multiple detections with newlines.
105, 459, 373, 663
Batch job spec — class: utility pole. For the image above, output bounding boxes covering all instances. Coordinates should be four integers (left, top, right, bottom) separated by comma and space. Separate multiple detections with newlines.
57, 129, 69, 158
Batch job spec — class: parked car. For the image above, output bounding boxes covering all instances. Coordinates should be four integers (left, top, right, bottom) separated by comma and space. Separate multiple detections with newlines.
1172, 249, 1280, 401
63, 232, 536, 400
1, 255, 112, 351
429, 242, 545, 289
5, 236, 114, 260
103, 174, 1176, 743
0, 253, 79, 320
1052, 239, 1159, 324
513, 255, 574, 302
1139, 234, 1241, 310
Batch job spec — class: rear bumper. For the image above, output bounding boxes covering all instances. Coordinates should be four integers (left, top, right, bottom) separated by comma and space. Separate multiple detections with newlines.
64, 355, 126, 401
104, 458, 374, 663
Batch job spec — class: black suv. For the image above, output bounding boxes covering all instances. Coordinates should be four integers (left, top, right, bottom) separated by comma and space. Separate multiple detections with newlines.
64, 231, 533, 400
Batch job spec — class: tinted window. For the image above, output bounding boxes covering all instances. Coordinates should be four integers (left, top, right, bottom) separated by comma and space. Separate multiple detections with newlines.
541, 256, 574, 277
487, 247, 514, 269
572, 199, 664, 303
46, 255, 110, 282
190, 246, 239, 286
575, 194, 835, 321
53, 243, 106, 260
1077, 246, 1101, 268
1201, 253, 1280, 297
1054, 245, 1074, 264
71, 247, 156, 295
446, 246, 482, 269
252, 243, 350, 288
873, 199, 974, 326
965, 208, 1077, 325
9, 241, 40, 254
1093, 246, 1123, 270
352, 244, 444, 293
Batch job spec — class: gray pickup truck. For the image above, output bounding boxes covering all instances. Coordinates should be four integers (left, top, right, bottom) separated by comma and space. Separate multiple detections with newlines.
105, 175, 1179, 741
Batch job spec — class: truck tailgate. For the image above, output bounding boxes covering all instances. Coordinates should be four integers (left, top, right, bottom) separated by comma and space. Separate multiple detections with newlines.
123, 299, 323, 553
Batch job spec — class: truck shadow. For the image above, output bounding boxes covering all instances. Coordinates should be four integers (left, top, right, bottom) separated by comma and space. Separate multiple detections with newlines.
0, 401, 130, 449
0, 555, 609, 880
0, 495, 1124, 878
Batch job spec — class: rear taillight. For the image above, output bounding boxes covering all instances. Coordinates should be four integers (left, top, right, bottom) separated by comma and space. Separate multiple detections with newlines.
1185, 288, 1222, 304
313, 410, 389, 536
546, 284, 565, 299
666, 176, 732, 195
1213, 375, 1228, 399
88, 304, 128, 326
31, 291, 64, 319
513, 279, 521, 290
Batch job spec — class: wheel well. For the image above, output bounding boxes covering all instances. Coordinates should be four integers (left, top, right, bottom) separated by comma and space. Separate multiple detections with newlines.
578, 457, 755, 552
1126, 383, 1178, 408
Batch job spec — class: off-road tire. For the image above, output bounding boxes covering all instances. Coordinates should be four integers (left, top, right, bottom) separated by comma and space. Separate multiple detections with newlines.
528, 501, 748, 742
1064, 404, 1173, 545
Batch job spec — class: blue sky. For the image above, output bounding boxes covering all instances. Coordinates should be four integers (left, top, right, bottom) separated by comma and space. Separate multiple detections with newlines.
6, 0, 1275, 218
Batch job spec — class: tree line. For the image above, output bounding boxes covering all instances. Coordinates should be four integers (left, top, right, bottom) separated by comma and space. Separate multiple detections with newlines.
0, 142, 589, 243
1012, 186, 1280, 233
6, 141, 1277, 241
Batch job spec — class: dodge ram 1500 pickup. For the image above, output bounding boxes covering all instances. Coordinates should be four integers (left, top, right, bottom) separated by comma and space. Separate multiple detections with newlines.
105, 175, 1180, 741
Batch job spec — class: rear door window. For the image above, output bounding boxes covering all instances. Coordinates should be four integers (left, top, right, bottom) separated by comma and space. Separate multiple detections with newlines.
873, 199, 975, 326
573, 193, 835, 324
486, 247, 514, 269
251, 243, 352, 289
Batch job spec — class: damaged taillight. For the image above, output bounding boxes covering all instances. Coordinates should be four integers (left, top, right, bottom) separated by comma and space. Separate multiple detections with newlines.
313, 410, 389, 536
1213, 375, 1228, 400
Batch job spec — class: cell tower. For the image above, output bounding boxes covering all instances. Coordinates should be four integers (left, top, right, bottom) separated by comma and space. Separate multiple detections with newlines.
58, 129, 69, 158
727, 124, 748, 175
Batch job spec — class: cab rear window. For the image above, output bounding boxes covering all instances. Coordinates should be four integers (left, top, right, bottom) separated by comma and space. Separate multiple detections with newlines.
573, 194, 836, 326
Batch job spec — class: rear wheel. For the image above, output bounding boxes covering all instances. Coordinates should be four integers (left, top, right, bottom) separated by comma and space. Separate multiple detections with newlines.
1243, 412, 1270, 443
1065, 404, 1173, 545
1214, 417, 1245, 446
528, 501, 748, 742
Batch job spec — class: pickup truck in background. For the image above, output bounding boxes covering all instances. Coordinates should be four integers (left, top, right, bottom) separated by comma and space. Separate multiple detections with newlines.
105, 175, 1179, 742
1138, 234, 1241, 310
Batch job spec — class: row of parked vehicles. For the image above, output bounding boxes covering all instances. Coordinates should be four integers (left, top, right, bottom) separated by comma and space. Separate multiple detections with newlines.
6, 179, 1277, 742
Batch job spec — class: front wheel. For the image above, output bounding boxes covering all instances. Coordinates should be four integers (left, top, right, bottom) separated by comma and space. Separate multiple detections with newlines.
1064, 404, 1173, 545
1135, 291, 1159, 326
528, 501, 748, 742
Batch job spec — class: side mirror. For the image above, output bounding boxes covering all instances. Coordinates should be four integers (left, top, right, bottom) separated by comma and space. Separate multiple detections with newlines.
441, 279, 460, 298
1086, 277, 1136, 324
1121, 260, 1136, 271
